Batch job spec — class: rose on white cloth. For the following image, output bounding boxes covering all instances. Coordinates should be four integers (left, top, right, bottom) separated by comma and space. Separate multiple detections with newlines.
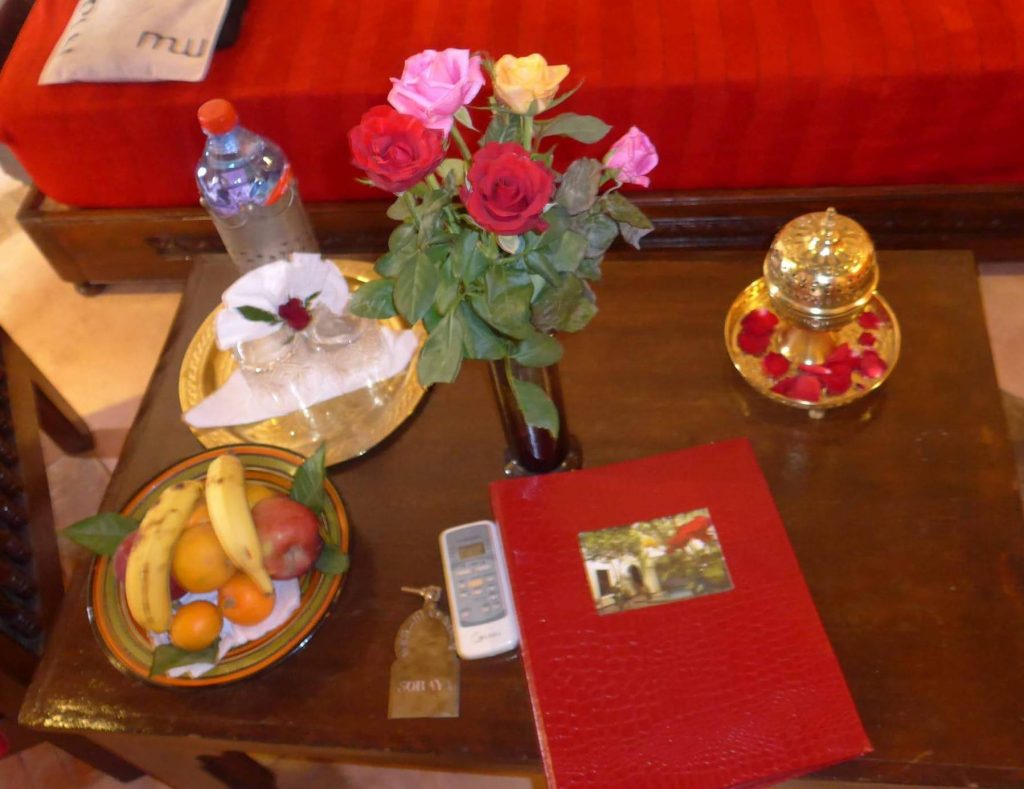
215, 254, 351, 351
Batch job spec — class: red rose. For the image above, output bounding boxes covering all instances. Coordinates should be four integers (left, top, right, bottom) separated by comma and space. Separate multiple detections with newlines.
461, 142, 554, 235
348, 105, 444, 193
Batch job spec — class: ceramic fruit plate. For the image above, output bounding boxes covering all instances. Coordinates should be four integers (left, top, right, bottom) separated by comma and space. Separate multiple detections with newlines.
725, 277, 901, 410
178, 258, 427, 466
88, 444, 348, 688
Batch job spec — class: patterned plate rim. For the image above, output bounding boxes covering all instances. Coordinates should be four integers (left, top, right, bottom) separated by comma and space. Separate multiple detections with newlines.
88, 444, 348, 688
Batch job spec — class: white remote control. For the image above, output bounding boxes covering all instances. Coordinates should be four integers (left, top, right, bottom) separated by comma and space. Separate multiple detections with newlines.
439, 520, 519, 660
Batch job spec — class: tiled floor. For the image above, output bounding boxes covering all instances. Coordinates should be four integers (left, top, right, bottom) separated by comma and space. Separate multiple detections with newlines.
0, 166, 1020, 787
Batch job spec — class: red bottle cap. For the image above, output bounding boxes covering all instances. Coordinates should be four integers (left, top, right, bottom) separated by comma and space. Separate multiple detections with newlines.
198, 99, 239, 135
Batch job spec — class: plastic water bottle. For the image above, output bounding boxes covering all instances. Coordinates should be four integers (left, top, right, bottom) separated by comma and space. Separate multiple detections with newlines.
196, 99, 318, 272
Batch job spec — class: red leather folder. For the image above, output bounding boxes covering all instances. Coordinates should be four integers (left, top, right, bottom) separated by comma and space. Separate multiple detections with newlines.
490, 439, 871, 788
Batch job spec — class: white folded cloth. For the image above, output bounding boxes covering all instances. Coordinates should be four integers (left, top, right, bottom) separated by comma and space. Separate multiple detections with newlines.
39, 0, 230, 85
216, 255, 351, 351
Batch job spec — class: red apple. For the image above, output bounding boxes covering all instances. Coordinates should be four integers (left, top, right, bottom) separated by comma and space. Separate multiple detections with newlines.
113, 530, 187, 599
253, 496, 324, 579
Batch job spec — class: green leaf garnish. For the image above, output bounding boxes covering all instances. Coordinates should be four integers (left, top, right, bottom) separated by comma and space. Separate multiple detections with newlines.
303, 291, 321, 308
62, 512, 137, 555
150, 640, 220, 678
348, 279, 398, 319
290, 443, 326, 514
510, 377, 560, 436
237, 306, 282, 324
315, 544, 350, 575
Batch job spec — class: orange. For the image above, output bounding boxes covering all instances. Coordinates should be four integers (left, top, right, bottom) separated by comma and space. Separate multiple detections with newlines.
218, 573, 276, 625
186, 502, 210, 528
169, 601, 222, 651
171, 523, 236, 593
246, 484, 279, 509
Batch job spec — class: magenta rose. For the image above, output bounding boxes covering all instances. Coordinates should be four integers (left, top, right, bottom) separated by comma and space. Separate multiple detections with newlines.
387, 48, 484, 135
461, 142, 555, 235
348, 105, 445, 193
604, 126, 658, 187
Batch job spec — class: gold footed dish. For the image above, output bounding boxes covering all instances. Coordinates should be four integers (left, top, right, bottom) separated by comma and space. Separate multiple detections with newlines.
178, 259, 427, 465
725, 277, 901, 411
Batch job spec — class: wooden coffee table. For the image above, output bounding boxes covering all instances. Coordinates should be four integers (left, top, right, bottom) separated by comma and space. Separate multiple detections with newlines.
18, 250, 1024, 787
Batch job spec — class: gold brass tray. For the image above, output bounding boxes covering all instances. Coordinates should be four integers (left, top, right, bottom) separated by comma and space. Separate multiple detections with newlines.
179, 259, 426, 465
725, 277, 900, 411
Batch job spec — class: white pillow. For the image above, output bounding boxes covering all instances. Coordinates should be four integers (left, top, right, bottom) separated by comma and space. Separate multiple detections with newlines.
38, 0, 230, 85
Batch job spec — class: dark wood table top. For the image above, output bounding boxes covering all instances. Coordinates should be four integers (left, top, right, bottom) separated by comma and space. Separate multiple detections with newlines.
19, 250, 1024, 785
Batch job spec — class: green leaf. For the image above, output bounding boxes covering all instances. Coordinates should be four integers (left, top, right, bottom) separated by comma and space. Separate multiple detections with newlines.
150, 640, 220, 678
457, 302, 508, 360
438, 158, 467, 187
394, 252, 440, 324
236, 306, 281, 325
478, 267, 534, 339
62, 512, 137, 555
433, 258, 460, 315
539, 112, 612, 143
347, 279, 397, 319
497, 234, 522, 255
315, 543, 350, 575
577, 256, 604, 281
290, 443, 326, 514
579, 213, 619, 257
550, 230, 587, 272
454, 105, 476, 130
421, 305, 444, 333
417, 310, 465, 386
388, 223, 417, 253
619, 222, 654, 250
303, 291, 321, 309
461, 236, 490, 285
555, 158, 603, 215
374, 246, 415, 278
531, 275, 599, 333
524, 250, 561, 286
386, 196, 412, 221
482, 112, 518, 144
603, 192, 654, 230
510, 377, 560, 436
513, 331, 563, 367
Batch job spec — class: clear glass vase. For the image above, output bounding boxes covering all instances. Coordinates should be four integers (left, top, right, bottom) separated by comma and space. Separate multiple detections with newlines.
488, 359, 581, 476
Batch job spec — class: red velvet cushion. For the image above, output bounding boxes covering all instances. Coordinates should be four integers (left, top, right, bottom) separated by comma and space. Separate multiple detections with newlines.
1, 0, 1023, 209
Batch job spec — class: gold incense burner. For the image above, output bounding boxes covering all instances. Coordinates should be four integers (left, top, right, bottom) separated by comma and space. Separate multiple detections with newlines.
725, 208, 900, 413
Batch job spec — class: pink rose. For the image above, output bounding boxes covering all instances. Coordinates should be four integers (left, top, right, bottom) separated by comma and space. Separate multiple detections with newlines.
604, 126, 658, 187
387, 48, 485, 135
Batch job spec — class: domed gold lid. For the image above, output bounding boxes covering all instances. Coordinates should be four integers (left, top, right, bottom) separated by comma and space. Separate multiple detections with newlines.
764, 207, 879, 331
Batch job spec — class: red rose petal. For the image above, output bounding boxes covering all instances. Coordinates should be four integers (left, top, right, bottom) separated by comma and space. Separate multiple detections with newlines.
858, 350, 888, 379
789, 375, 823, 402
826, 343, 853, 365
762, 352, 790, 378
858, 332, 876, 347
821, 368, 853, 395
278, 298, 312, 331
798, 363, 831, 377
858, 311, 883, 330
770, 377, 795, 396
741, 309, 779, 336
738, 329, 771, 356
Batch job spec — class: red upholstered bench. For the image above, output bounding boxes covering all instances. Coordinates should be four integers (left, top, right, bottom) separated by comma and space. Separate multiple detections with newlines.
3, 0, 1024, 288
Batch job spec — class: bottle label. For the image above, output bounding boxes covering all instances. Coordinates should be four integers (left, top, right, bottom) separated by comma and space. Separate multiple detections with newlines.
263, 164, 294, 207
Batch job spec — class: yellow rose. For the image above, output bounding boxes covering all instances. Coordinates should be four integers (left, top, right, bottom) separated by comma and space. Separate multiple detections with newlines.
492, 54, 570, 115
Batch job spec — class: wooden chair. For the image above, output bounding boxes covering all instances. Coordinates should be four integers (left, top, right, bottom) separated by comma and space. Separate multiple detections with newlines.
0, 327, 142, 781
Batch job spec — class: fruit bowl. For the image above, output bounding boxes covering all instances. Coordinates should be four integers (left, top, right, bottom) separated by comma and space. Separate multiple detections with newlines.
88, 444, 348, 687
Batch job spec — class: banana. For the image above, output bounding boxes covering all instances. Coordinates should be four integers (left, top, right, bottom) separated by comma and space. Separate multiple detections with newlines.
205, 454, 274, 594
124, 480, 204, 632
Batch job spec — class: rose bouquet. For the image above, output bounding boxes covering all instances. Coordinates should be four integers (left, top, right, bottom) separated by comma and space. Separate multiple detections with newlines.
347, 49, 658, 436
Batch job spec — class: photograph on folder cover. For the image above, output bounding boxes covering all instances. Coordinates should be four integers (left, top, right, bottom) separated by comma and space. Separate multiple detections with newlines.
578, 508, 734, 615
